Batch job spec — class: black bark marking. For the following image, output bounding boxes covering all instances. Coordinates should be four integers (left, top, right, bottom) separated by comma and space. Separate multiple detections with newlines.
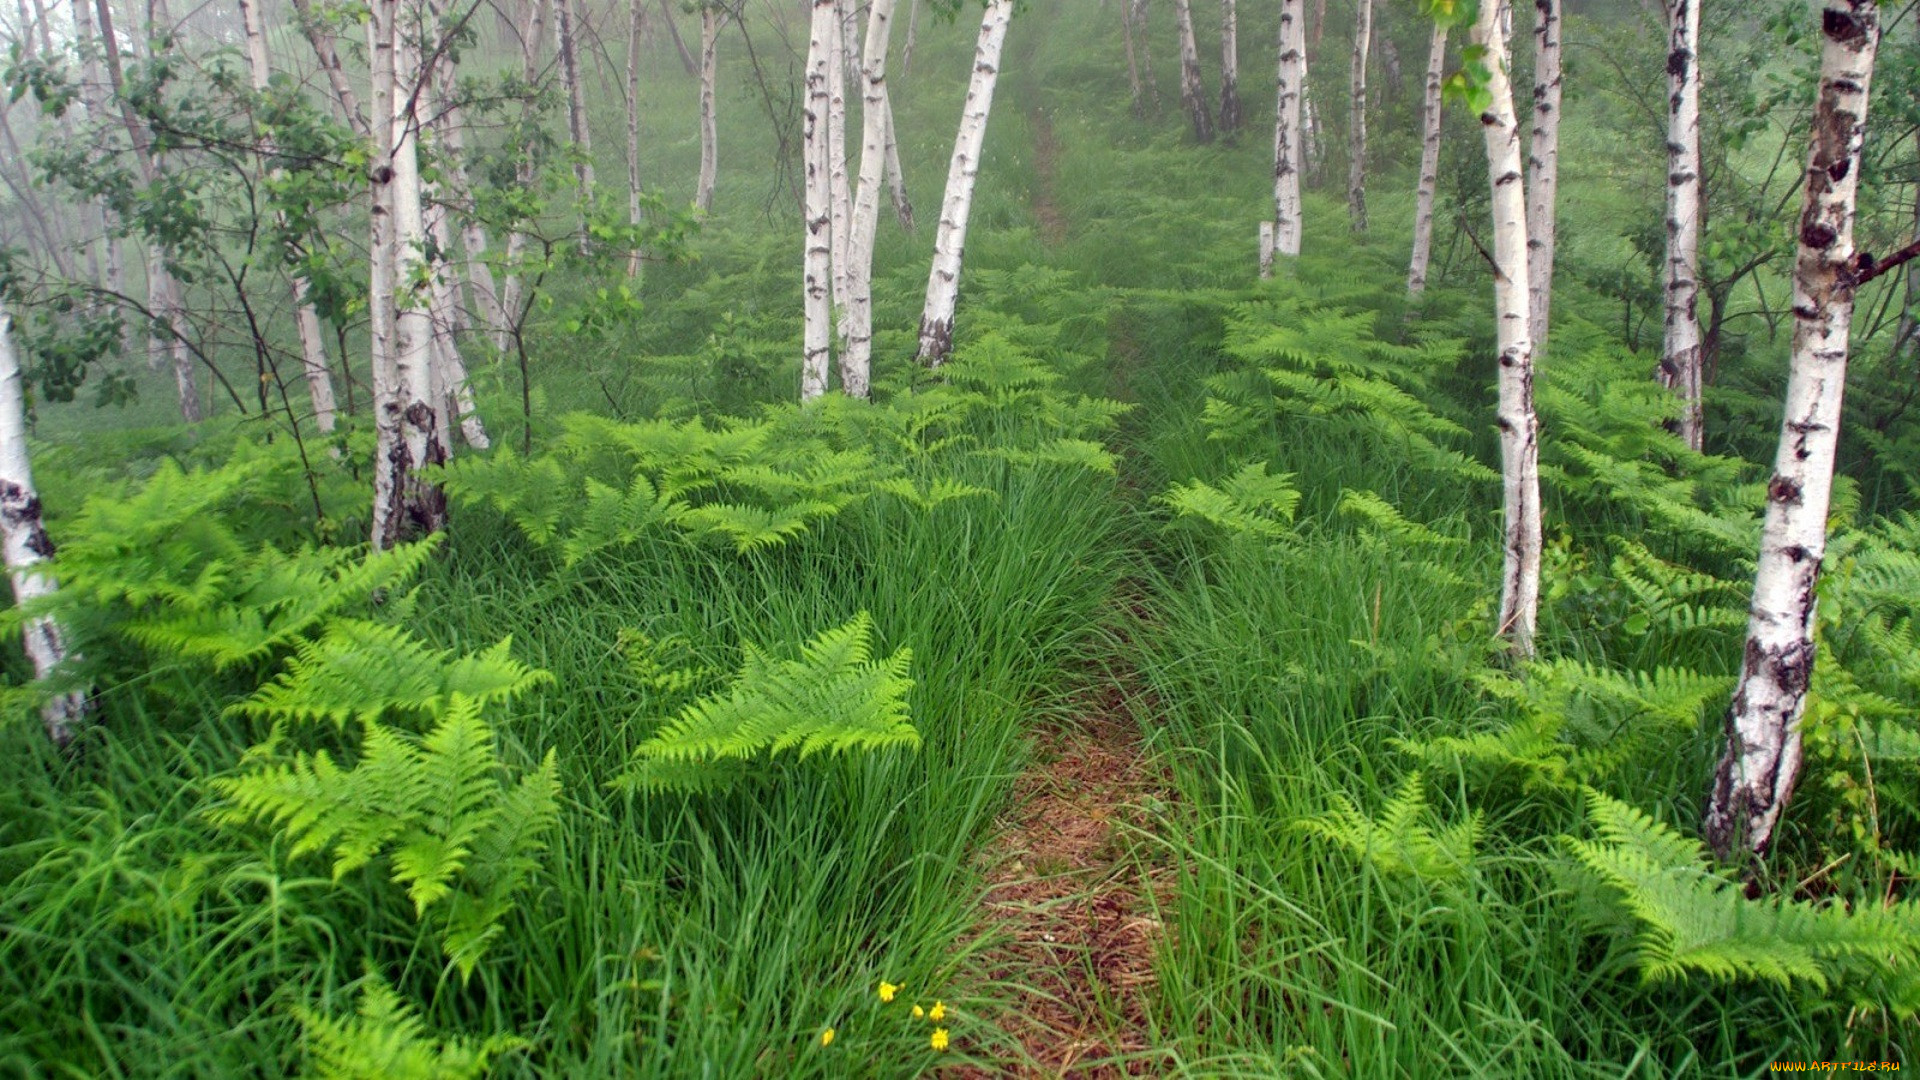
1822, 6, 1868, 46
1800, 220, 1838, 249
1767, 474, 1803, 504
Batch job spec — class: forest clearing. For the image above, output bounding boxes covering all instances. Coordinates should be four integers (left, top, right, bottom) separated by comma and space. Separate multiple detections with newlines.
0, 0, 1916, 1074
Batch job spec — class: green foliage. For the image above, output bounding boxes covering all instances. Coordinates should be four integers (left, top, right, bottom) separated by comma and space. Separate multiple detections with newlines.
613, 613, 918, 794
1157, 461, 1301, 541
1297, 774, 1481, 882
1569, 791, 1920, 1012
294, 977, 528, 1079
214, 696, 561, 979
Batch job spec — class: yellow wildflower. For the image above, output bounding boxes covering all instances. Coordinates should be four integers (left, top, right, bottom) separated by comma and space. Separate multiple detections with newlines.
911, 1005, 925, 1019
819, 1028, 835, 1047
878, 981, 899, 1003
928, 1001, 947, 1022
930, 1027, 950, 1052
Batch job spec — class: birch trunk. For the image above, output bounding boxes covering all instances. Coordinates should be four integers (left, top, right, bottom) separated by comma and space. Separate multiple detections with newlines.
696, 4, 720, 213
1304, 0, 1327, 176
1347, 0, 1372, 233
658, 0, 700, 76
1704, 0, 1879, 860
1472, 0, 1541, 658
1219, 0, 1241, 135
826, 0, 854, 320
1658, 0, 1705, 450
1902, 137, 1920, 367
1130, 0, 1160, 113
434, 100, 507, 348
500, 0, 548, 353
916, 0, 1013, 367
0, 307, 88, 746
1525, 0, 1562, 351
883, 95, 915, 230
842, 0, 897, 398
1172, 0, 1214, 143
239, 0, 337, 433
290, 0, 370, 136
627, 0, 645, 275
555, 0, 595, 250
69, 0, 125, 316
801, 0, 834, 399
1123, 0, 1144, 115
903, 0, 919, 76
1269, 0, 1304, 266
1407, 22, 1447, 294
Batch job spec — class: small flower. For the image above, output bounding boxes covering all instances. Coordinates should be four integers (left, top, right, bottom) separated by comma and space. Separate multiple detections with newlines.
911, 1005, 925, 1019
930, 1027, 950, 1052
928, 1001, 947, 1022
819, 1028, 835, 1047
878, 981, 899, 1003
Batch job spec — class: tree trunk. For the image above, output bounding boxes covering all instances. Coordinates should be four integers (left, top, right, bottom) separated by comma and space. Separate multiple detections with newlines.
69, 0, 126, 314
435, 99, 508, 349
1172, 0, 1214, 143
0, 306, 88, 746
658, 0, 700, 75
1131, 0, 1160, 113
801, 0, 835, 399
1407, 22, 1447, 294
500, 0, 549, 353
1269, 0, 1305, 267
1347, 0, 1372, 232
289, 0, 370, 136
627, 0, 645, 275
696, 4, 720, 213
1123, 0, 1144, 115
1525, 0, 1562, 351
555, 0, 595, 250
827, 0, 854, 321
841, 0, 897, 398
916, 0, 1014, 366
239, 0, 337, 434
1703, 0, 1879, 861
1658, 0, 1704, 450
883, 93, 915, 230
1219, 0, 1241, 135
1304, 0, 1328, 176
1471, 0, 1541, 658
1901, 132, 1919, 368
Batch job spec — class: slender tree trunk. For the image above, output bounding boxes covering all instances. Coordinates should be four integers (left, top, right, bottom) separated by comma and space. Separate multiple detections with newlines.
1525, 0, 1562, 350
826, 0, 854, 323
239, 0, 337, 433
627, 0, 645, 275
1219, 0, 1241, 135
0, 307, 88, 746
1172, 0, 1214, 142
1902, 135, 1920, 368
1704, 0, 1879, 861
500, 0, 548, 354
1407, 22, 1447, 294
1123, 0, 1144, 114
802, 0, 835, 399
903, 0, 919, 76
435, 99, 507, 347
555, 0, 595, 250
290, 0, 371, 136
882, 92, 914, 230
1471, 0, 1541, 658
69, 0, 125, 313
1269, 0, 1304, 268
1658, 0, 1704, 450
1304, 0, 1328, 176
658, 0, 699, 75
696, 4, 720, 213
1347, 0, 1372, 232
1131, 0, 1160, 112
842, 0, 896, 398
916, 0, 1014, 366
0, 106, 76, 280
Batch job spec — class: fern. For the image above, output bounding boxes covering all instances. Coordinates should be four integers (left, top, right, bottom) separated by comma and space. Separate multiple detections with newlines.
213, 695, 560, 979
1159, 462, 1301, 541
1338, 489, 1465, 548
294, 977, 527, 1079
612, 612, 918, 794
1569, 791, 1920, 1011
1296, 773, 1481, 881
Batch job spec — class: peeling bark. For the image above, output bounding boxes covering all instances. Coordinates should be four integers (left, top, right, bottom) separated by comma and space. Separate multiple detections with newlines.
1408, 22, 1447, 294
842, 0, 897, 399
1347, 0, 1372, 232
1172, 0, 1214, 143
1525, 0, 1562, 351
916, 0, 1014, 367
802, 0, 835, 399
1472, 0, 1542, 658
1270, 0, 1305, 266
696, 4, 720, 214
1659, 0, 1704, 449
826, 0, 854, 320
1219, 0, 1241, 135
1705, 0, 1879, 861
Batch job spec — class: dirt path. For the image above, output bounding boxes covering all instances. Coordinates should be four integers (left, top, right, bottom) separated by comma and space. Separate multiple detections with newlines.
1029, 107, 1069, 248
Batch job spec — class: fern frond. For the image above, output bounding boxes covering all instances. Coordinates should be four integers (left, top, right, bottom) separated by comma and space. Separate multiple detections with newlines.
1338, 490, 1465, 548
1159, 462, 1300, 541
295, 977, 526, 1079
1296, 774, 1479, 881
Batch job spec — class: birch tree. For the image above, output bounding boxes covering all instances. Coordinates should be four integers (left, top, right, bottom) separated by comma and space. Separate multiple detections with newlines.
1130, 0, 1160, 113
500, 0, 549, 354
1220, 0, 1241, 135
1407, 21, 1447, 294
841, 0, 897, 398
237, 0, 337, 433
1704, 0, 1881, 861
916, 0, 1014, 366
555, 0, 595, 249
0, 306, 87, 746
1347, 0, 1373, 232
68, 0, 125, 319
627, 0, 646, 275
1265, 0, 1305, 273
1469, 0, 1541, 658
1172, 0, 1214, 142
1658, 0, 1705, 450
801, 0, 835, 399
826, 0, 854, 318
696, 2, 722, 214
1524, 0, 1562, 350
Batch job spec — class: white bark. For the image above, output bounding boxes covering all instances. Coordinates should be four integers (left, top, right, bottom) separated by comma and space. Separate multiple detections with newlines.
289, 0, 371, 136
0, 308, 87, 746
555, 0, 595, 250
1219, 0, 1241, 135
1659, 0, 1704, 451
882, 96, 915, 230
802, 0, 835, 399
1407, 22, 1447, 294
1525, 0, 1562, 351
696, 4, 719, 214
434, 100, 507, 350
1704, 0, 1878, 860
69, 0, 125, 319
842, 0, 897, 399
903, 0, 919, 76
239, 0, 337, 434
827, 0, 854, 319
1172, 0, 1214, 142
1258, 220, 1275, 277
1347, 0, 1372, 233
627, 0, 645, 275
1131, 0, 1160, 113
1123, 0, 1144, 114
1270, 0, 1304, 263
916, 0, 1014, 367
1472, 0, 1541, 658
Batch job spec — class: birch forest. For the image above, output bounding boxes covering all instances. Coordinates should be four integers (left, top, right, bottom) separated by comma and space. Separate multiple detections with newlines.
3, 0, 1920, 1073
